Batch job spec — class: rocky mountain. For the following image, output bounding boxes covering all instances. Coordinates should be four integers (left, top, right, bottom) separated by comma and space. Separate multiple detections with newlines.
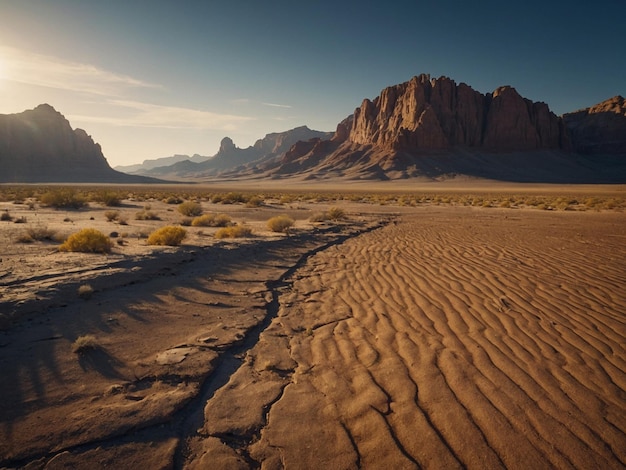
114, 153, 209, 174
0, 104, 160, 183
139, 126, 332, 179
563, 95, 626, 155
261, 75, 625, 182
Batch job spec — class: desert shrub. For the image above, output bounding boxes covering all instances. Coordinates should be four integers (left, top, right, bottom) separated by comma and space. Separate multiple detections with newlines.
213, 213, 232, 227
221, 192, 246, 204
147, 226, 187, 246
72, 335, 98, 353
13, 216, 27, 224
328, 207, 346, 221
78, 284, 94, 299
135, 210, 161, 220
1, 211, 12, 221
26, 225, 57, 241
245, 196, 263, 207
215, 225, 253, 239
267, 215, 295, 233
40, 188, 86, 209
191, 213, 232, 227
309, 212, 328, 223
178, 201, 203, 217
164, 195, 183, 204
104, 210, 120, 222
118, 216, 128, 225
16, 233, 34, 243
95, 191, 122, 206
191, 213, 215, 227
180, 217, 193, 226
59, 228, 112, 253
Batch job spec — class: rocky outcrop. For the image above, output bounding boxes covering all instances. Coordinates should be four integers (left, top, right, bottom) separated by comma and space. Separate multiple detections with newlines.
349, 74, 569, 152
260, 75, 625, 182
563, 96, 626, 155
0, 104, 156, 183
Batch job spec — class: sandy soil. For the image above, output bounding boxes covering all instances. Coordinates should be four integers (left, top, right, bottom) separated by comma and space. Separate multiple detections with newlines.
1, 189, 625, 469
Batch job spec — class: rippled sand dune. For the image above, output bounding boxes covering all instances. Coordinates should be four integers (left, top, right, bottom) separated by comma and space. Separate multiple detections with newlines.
197, 208, 626, 469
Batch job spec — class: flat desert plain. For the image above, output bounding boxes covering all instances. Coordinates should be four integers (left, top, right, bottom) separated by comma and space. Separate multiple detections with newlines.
0, 184, 625, 469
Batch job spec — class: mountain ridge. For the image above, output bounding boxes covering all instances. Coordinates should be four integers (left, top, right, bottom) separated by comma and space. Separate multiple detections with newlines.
0, 104, 163, 183
253, 75, 625, 182
136, 126, 332, 179
3, 74, 625, 183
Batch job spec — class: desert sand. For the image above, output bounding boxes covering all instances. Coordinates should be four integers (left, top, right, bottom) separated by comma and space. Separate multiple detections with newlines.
1, 185, 625, 469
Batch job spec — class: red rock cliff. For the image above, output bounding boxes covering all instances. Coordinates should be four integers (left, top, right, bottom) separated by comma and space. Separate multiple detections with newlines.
348, 74, 569, 152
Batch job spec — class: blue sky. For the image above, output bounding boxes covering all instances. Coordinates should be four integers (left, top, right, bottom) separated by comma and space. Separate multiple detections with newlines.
1, 0, 624, 167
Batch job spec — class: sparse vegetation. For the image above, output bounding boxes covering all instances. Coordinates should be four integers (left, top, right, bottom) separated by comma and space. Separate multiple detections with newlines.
267, 215, 295, 233
59, 228, 112, 253
309, 207, 346, 222
191, 213, 232, 227
178, 201, 203, 217
40, 188, 86, 209
147, 226, 187, 246
16, 233, 35, 243
245, 196, 264, 207
1, 211, 12, 221
72, 335, 99, 353
104, 210, 120, 222
94, 190, 122, 206
215, 224, 253, 239
164, 195, 183, 204
328, 207, 346, 221
309, 212, 328, 223
135, 209, 161, 220
26, 225, 57, 241
78, 284, 94, 299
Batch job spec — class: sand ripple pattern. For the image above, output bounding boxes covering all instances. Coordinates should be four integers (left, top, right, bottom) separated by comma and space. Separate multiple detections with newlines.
246, 210, 626, 469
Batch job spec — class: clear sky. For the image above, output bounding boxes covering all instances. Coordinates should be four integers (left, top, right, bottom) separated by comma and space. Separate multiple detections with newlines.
1, 0, 624, 167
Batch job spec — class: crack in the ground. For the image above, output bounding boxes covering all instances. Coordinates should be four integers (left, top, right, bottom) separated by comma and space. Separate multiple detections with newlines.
175, 220, 390, 467
2, 219, 392, 469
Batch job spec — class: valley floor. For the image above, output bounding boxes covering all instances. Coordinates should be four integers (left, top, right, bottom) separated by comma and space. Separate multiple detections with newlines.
1, 200, 625, 469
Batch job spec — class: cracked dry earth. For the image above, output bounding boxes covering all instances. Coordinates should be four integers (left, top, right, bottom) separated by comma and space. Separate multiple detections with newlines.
2, 207, 626, 469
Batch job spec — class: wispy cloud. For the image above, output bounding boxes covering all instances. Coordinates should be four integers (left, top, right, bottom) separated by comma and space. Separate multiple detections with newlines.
262, 102, 292, 109
231, 98, 292, 109
0, 46, 160, 95
70, 99, 253, 130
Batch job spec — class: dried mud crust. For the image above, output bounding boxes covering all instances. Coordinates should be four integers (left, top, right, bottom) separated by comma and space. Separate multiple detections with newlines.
0, 215, 389, 468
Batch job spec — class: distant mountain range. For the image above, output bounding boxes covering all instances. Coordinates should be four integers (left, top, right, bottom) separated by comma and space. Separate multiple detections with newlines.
2, 75, 625, 183
0, 105, 162, 183
116, 126, 332, 179
114, 153, 210, 174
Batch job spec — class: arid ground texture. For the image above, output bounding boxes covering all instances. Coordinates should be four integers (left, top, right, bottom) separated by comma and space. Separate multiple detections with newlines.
0, 183, 625, 469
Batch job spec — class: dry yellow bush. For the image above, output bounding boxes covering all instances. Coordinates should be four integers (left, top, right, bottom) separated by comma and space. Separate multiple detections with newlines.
59, 229, 112, 253
215, 225, 253, 239
147, 226, 187, 246
267, 215, 295, 233
178, 201, 203, 216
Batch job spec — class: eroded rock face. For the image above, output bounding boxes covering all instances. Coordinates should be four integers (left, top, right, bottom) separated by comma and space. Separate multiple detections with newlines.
564, 96, 626, 155
0, 104, 116, 182
348, 74, 568, 152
